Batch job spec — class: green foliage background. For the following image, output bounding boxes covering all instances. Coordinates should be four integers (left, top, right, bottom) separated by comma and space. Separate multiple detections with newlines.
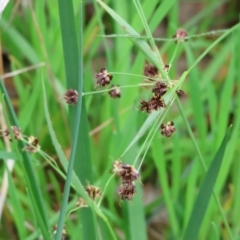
0, 0, 240, 239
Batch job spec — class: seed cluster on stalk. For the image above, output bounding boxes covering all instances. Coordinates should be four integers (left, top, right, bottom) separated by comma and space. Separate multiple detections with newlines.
111, 161, 140, 201
0, 126, 40, 153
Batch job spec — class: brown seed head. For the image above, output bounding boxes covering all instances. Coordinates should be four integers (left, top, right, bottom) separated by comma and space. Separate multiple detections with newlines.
144, 62, 159, 80
76, 197, 88, 208
85, 184, 101, 200
0, 126, 22, 141
161, 121, 176, 137
148, 95, 166, 111
111, 161, 140, 182
95, 68, 113, 87
152, 81, 168, 97
109, 86, 121, 98
63, 89, 78, 105
173, 28, 188, 42
176, 89, 187, 97
118, 181, 137, 201
164, 64, 170, 72
140, 96, 166, 113
23, 136, 40, 153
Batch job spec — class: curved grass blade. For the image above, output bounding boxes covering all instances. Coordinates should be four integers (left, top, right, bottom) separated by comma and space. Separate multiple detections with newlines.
183, 126, 232, 240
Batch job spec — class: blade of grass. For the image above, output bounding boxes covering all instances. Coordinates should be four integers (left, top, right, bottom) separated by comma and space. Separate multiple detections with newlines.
0, 78, 50, 239
183, 126, 232, 240
56, 1, 97, 238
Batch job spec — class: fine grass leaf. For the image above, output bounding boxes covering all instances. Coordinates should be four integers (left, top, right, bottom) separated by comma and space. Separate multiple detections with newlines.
183, 126, 232, 240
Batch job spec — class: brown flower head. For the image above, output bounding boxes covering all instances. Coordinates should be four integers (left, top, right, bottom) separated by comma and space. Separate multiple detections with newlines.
173, 28, 188, 42
140, 100, 151, 113
85, 184, 101, 200
76, 197, 88, 208
63, 89, 78, 105
152, 81, 168, 97
111, 161, 140, 182
0, 126, 22, 141
164, 64, 170, 72
140, 96, 166, 113
161, 121, 176, 137
144, 62, 159, 80
148, 95, 166, 111
118, 181, 137, 201
109, 86, 121, 98
95, 68, 113, 87
23, 136, 40, 153
176, 89, 187, 97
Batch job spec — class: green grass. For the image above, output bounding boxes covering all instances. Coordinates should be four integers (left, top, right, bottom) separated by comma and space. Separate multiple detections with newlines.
0, 0, 240, 239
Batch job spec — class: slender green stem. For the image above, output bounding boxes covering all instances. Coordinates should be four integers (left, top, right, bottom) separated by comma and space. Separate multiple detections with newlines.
97, 174, 114, 207
133, 0, 168, 81
176, 97, 234, 240
169, 42, 180, 66
109, 72, 160, 81
97, 29, 230, 41
83, 83, 154, 96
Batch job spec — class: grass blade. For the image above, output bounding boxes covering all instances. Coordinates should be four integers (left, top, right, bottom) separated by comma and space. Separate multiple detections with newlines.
56, 1, 96, 239
183, 126, 232, 240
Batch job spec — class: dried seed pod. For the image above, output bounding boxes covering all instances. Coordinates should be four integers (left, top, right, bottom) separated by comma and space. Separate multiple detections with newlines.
118, 181, 137, 201
23, 136, 40, 153
85, 184, 101, 200
140, 100, 151, 113
173, 28, 188, 42
111, 161, 140, 182
63, 89, 78, 105
109, 86, 121, 98
148, 95, 166, 111
163, 64, 170, 72
140, 95, 166, 113
95, 68, 113, 87
76, 197, 88, 208
161, 121, 176, 137
144, 62, 159, 80
152, 81, 168, 97
176, 89, 187, 97
0, 126, 22, 141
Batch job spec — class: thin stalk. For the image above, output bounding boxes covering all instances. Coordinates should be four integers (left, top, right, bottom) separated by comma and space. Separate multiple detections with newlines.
97, 29, 230, 41
97, 174, 114, 207
169, 42, 180, 66
176, 97, 234, 240
133, 0, 168, 80
83, 83, 155, 96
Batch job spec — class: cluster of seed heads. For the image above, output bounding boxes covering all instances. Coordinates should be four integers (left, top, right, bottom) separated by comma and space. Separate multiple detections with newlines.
61, 28, 188, 202
0, 126, 40, 153
111, 161, 140, 201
